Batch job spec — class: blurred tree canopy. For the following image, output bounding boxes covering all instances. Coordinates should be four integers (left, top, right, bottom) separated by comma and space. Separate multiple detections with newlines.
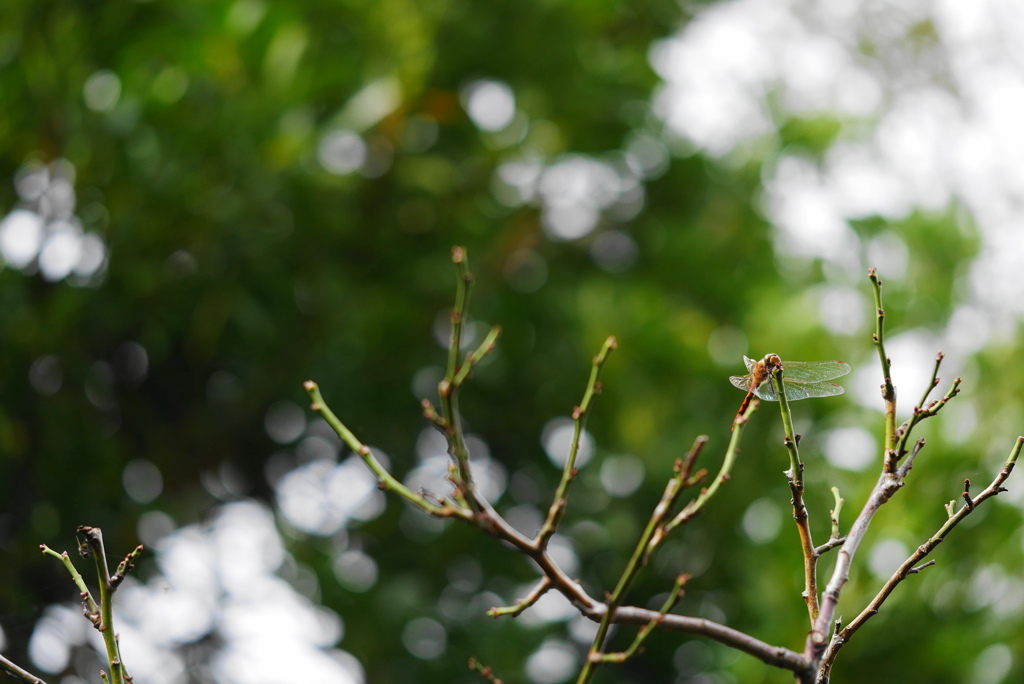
1, 1, 1022, 683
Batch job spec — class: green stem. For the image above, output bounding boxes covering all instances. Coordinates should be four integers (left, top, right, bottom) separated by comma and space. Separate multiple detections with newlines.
869, 269, 897, 457
447, 246, 471, 382
771, 366, 819, 623
486, 578, 551, 617
596, 573, 689, 663
772, 367, 801, 484
304, 381, 472, 521
829, 487, 844, 541
40, 545, 98, 615
78, 528, 126, 684
538, 336, 616, 546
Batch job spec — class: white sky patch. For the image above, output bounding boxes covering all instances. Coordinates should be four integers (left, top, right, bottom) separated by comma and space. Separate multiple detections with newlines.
823, 425, 877, 471
651, 0, 1024, 325
865, 231, 910, 280
763, 155, 859, 262
850, 330, 942, 414
29, 502, 363, 684
276, 454, 386, 535
817, 284, 867, 336
868, 538, 909, 580
83, 69, 122, 112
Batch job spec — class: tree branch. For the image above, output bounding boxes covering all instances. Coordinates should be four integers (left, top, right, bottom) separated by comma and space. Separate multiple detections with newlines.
0, 655, 48, 684
817, 437, 1021, 679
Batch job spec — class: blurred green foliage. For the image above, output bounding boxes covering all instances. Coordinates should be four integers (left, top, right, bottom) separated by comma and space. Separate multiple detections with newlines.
1, 1, 1022, 683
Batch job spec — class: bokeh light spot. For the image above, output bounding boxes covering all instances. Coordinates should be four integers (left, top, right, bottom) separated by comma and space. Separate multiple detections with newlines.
525, 639, 578, 684
318, 130, 366, 175
265, 400, 306, 444
741, 497, 782, 544
598, 455, 644, 497
83, 70, 122, 112
333, 550, 378, 593
462, 79, 516, 132
590, 230, 638, 273
28, 355, 62, 396
868, 538, 909, 580
0, 209, 44, 268
401, 618, 447, 660
123, 459, 164, 504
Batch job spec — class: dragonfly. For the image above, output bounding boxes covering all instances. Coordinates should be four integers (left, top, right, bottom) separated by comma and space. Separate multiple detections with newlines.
730, 354, 851, 424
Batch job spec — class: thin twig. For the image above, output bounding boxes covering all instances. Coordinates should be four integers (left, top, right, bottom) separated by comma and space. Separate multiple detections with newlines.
813, 537, 846, 557
439, 246, 485, 513
40, 545, 99, 618
868, 268, 897, 462
487, 577, 551, 618
647, 436, 709, 554
914, 351, 943, 413
0, 655, 49, 684
607, 605, 809, 672
305, 381, 473, 520
895, 377, 960, 462
468, 657, 504, 684
537, 336, 616, 548
896, 438, 926, 480
596, 574, 690, 663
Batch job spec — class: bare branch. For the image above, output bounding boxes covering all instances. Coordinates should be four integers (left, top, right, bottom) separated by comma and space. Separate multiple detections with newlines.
817, 436, 1022, 678
0, 655, 49, 684
814, 537, 846, 557
608, 606, 809, 672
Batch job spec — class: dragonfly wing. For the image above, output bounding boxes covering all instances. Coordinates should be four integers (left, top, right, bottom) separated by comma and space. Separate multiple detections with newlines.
730, 375, 753, 391
743, 356, 759, 374
783, 381, 845, 401
780, 360, 851, 382
752, 381, 779, 401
